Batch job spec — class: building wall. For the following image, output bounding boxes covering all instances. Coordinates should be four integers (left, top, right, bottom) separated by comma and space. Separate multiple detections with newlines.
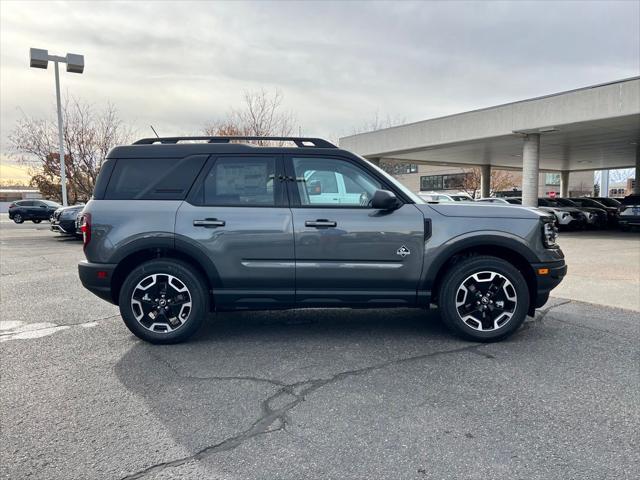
381, 161, 594, 197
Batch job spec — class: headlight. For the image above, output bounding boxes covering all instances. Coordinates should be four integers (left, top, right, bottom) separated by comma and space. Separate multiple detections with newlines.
61, 209, 79, 219
542, 219, 558, 248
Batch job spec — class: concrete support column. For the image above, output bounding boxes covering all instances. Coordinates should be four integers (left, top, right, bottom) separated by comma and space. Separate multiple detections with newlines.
480, 164, 491, 198
601, 170, 609, 197
521, 133, 540, 207
634, 145, 640, 195
560, 171, 569, 197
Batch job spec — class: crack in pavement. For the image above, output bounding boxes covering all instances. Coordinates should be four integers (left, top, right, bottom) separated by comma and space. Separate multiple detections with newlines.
121, 343, 482, 479
519, 299, 572, 332
0, 314, 120, 339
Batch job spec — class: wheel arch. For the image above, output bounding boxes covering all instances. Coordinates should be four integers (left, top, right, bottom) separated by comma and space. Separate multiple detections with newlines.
109, 237, 221, 309
425, 234, 538, 314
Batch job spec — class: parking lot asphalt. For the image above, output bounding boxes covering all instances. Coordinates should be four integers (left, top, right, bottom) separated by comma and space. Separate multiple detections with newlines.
1, 220, 638, 480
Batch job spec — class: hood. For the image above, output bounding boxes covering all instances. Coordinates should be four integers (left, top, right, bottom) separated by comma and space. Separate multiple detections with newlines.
59, 204, 84, 212
578, 207, 606, 214
548, 206, 583, 214
419, 203, 549, 220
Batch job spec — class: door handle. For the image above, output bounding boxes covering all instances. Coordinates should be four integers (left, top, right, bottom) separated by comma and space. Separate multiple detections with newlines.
193, 218, 225, 228
305, 219, 337, 228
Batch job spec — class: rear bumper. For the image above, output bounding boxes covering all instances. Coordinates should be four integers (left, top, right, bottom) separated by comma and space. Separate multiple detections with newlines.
531, 259, 568, 309
78, 261, 117, 304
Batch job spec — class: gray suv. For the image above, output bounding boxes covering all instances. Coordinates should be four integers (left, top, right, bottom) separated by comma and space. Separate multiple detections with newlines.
78, 136, 567, 344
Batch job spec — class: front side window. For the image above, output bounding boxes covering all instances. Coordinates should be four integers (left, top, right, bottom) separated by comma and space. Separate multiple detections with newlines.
292, 157, 382, 207
204, 156, 275, 206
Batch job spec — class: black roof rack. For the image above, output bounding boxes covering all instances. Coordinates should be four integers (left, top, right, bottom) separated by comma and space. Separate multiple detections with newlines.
132, 136, 337, 148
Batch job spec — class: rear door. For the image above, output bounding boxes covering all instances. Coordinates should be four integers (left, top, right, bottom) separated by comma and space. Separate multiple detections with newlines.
21, 200, 35, 218
285, 155, 425, 307
175, 154, 295, 309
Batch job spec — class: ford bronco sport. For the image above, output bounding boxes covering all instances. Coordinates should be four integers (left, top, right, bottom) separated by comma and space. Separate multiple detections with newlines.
78, 136, 566, 344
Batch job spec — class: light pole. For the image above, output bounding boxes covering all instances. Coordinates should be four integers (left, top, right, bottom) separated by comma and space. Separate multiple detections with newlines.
29, 48, 84, 206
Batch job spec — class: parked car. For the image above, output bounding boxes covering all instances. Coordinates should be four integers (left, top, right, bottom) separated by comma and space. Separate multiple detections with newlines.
552, 197, 607, 229
587, 197, 621, 209
75, 209, 84, 236
419, 192, 454, 203
475, 198, 510, 204
419, 192, 473, 203
50, 204, 84, 237
617, 194, 640, 230
505, 197, 586, 229
8, 199, 60, 224
78, 135, 566, 344
569, 197, 619, 227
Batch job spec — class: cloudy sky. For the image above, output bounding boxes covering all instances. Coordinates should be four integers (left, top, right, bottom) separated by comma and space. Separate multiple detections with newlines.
1, 0, 639, 171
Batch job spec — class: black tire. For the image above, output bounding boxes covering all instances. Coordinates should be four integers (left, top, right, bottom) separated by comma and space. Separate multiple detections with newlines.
32, 219, 42, 224
437, 256, 530, 342
13, 214, 23, 224
118, 259, 208, 344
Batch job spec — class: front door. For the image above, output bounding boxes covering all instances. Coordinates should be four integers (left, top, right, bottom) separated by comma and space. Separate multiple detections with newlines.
286, 155, 425, 307
175, 154, 295, 309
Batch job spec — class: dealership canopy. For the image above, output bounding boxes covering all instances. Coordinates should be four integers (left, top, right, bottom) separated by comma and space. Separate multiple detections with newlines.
339, 77, 640, 206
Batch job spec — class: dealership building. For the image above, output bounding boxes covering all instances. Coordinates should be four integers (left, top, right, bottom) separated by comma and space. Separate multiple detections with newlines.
340, 77, 640, 206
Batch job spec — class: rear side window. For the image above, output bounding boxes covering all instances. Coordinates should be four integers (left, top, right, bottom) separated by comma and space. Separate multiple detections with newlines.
203, 156, 276, 206
105, 156, 207, 200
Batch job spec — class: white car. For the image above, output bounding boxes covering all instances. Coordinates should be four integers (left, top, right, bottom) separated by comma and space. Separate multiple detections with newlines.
419, 192, 473, 203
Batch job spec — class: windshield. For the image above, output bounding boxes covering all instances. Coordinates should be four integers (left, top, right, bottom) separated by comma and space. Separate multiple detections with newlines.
41, 200, 61, 207
363, 157, 424, 204
554, 198, 578, 207
594, 197, 621, 207
506, 198, 522, 204
450, 195, 472, 202
571, 198, 602, 208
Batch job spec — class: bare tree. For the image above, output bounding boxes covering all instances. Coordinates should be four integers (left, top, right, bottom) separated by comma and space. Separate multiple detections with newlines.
460, 167, 517, 198
204, 89, 295, 144
352, 111, 406, 135
9, 98, 133, 203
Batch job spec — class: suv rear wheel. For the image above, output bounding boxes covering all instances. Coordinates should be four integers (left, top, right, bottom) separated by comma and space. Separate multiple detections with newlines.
118, 259, 208, 344
437, 256, 530, 342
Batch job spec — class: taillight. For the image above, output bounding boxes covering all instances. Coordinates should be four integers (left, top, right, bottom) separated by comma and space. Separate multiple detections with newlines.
81, 213, 91, 249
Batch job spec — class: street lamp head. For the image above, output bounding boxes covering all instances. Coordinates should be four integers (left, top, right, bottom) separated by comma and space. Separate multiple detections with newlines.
65, 53, 84, 74
29, 48, 49, 69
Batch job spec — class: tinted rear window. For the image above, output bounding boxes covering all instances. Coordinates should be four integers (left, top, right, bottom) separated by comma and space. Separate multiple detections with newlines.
105, 156, 207, 200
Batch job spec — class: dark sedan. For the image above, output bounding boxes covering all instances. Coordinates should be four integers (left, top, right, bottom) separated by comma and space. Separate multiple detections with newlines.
553, 197, 607, 229
50, 205, 84, 237
8, 199, 60, 224
569, 197, 619, 227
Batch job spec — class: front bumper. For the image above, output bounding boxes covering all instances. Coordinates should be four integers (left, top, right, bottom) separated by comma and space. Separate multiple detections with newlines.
78, 261, 117, 304
530, 259, 568, 310
51, 219, 77, 235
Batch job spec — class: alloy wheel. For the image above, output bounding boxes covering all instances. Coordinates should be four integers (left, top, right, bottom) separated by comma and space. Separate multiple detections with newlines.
130, 273, 192, 333
455, 271, 517, 331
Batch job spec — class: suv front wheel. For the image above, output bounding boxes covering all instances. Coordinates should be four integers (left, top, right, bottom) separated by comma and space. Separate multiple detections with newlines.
438, 256, 530, 342
118, 259, 208, 344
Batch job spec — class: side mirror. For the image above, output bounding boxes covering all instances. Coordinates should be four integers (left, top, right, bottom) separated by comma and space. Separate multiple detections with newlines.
371, 189, 401, 210
308, 180, 322, 196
